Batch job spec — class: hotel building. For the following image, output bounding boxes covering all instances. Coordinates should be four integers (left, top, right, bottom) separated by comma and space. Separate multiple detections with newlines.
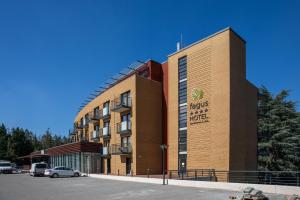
64, 27, 257, 175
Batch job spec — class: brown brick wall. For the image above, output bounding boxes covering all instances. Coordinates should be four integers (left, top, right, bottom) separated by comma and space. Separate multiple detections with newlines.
135, 76, 162, 175
229, 31, 257, 170
168, 28, 257, 171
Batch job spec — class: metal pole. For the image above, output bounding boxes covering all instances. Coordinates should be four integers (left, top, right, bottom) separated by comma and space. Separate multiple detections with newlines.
162, 148, 166, 185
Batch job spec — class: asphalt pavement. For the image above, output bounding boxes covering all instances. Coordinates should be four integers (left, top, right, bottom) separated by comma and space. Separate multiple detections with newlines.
0, 174, 286, 200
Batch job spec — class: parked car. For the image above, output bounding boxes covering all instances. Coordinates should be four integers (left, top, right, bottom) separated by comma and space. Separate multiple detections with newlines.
0, 161, 13, 174
44, 166, 80, 178
29, 162, 48, 177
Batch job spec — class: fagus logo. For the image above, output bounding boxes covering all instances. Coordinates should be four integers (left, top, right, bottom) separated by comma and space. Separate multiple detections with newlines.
191, 89, 204, 101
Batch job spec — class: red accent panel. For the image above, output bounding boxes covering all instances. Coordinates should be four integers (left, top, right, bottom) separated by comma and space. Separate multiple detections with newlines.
162, 61, 168, 171
46, 142, 101, 156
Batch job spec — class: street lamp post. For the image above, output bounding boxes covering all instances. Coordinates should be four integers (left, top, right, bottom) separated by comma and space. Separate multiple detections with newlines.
160, 144, 168, 185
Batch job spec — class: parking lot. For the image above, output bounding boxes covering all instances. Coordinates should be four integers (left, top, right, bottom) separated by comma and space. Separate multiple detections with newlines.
0, 174, 286, 200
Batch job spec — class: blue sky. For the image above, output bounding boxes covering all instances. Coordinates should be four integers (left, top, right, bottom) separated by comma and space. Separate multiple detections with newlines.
0, 0, 299, 136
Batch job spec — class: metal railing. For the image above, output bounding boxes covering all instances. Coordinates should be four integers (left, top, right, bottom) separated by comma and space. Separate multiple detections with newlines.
90, 130, 100, 140
111, 97, 132, 111
111, 144, 132, 155
99, 127, 111, 139
75, 122, 84, 129
99, 107, 110, 119
116, 121, 131, 134
168, 169, 300, 186
89, 110, 100, 121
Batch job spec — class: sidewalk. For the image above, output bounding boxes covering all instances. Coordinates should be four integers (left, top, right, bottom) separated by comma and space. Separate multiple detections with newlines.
89, 174, 300, 196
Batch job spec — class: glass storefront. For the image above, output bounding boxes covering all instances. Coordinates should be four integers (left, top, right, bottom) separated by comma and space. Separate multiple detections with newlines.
50, 152, 101, 174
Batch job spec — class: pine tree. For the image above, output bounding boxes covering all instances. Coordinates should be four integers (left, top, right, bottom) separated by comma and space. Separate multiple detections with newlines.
0, 123, 8, 160
7, 127, 34, 161
258, 87, 300, 171
40, 128, 53, 149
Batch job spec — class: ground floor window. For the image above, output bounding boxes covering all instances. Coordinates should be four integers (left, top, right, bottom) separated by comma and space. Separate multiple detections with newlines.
49, 152, 101, 174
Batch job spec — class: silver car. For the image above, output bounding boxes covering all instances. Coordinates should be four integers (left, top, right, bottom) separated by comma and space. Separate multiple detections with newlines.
44, 166, 80, 178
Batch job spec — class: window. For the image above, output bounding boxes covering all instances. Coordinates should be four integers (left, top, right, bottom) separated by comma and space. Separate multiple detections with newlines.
178, 56, 187, 80
94, 124, 99, 131
121, 113, 131, 122
178, 105, 187, 128
104, 140, 110, 147
103, 101, 109, 109
178, 56, 188, 168
178, 130, 187, 152
36, 164, 47, 169
121, 136, 131, 147
121, 91, 131, 106
103, 101, 110, 116
84, 114, 89, 125
94, 107, 99, 117
104, 121, 110, 127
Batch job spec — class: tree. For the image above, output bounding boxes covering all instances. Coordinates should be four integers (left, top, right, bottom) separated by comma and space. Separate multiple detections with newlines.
258, 86, 300, 171
7, 128, 34, 161
31, 133, 42, 151
0, 123, 8, 160
40, 128, 53, 149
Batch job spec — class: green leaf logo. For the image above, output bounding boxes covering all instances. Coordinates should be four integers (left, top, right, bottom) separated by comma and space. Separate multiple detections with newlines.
192, 89, 204, 101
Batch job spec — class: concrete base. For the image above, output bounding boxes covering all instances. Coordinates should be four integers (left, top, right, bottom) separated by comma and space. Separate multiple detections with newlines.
89, 174, 300, 196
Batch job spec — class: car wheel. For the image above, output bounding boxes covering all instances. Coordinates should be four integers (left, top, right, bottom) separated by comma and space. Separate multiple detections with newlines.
74, 172, 79, 177
52, 173, 59, 178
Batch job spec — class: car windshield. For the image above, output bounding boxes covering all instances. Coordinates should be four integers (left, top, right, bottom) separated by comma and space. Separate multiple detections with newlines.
36, 164, 47, 168
0, 163, 11, 167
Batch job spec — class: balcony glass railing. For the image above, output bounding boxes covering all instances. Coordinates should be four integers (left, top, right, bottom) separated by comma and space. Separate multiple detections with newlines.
111, 97, 132, 112
83, 118, 90, 126
111, 144, 132, 155
91, 130, 99, 140
99, 107, 110, 119
90, 110, 100, 121
75, 123, 84, 129
117, 121, 131, 134
99, 127, 111, 139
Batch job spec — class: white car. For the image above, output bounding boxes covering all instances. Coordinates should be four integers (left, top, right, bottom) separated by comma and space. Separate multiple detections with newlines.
30, 163, 48, 177
0, 162, 13, 174
44, 166, 80, 178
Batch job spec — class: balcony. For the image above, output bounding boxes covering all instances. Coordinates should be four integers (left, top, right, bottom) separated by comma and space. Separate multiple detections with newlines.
117, 121, 131, 136
89, 110, 100, 122
101, 146, 110, 157
69, 129, 77, 136
83, 119, 90, 127
75, 123, 84, 130
99, 107, 111, 120
111, 144, 132, 155
79, 136, 88, 142
99, 126, 111, 140
90, 130, 100, 141
111, 97, 132, 112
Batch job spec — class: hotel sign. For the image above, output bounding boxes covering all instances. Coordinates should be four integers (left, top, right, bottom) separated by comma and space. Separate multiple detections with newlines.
190, 89, 209, 125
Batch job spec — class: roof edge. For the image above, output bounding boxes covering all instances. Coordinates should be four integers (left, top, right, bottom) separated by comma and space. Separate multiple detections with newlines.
168, 27, 246, 57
